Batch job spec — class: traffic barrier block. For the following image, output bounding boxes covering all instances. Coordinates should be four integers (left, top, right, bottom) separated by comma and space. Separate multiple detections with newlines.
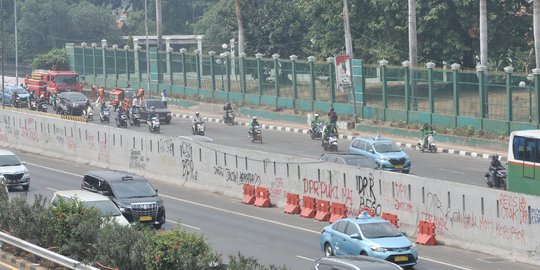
416, 220, 437, 245
359, 207, 376, 217
315, 200, 330, 222
329, 202, 347, 223
241, 184, 256, 205
284, 193, 301, 214
60, 115, 86, 122
254, 187, 272, 207
381, 212, 399, 228
300, 196, 317, 218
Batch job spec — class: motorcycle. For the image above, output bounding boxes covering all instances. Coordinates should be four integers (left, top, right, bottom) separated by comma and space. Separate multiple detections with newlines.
115, 112, 128, 128
99, 108, 111, 123
37, 103, 48, 113
84, 106, 93, 121
224, 110, 235, 125
309, 123, 324, 139
485, 167, 507, 190
148, 117, 160, 133
28, 100, 37, 111
192, 121, 205, 136
417, 132, 437, 153
322, 135, 339, 152
129, 109, 141, 127
249, 126, 263, 143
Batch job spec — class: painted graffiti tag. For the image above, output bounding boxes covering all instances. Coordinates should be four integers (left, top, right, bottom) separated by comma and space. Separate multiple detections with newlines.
303, 178, 353, 207
158, 138, 174, 155
499, 194, 528, 224
128, 149, 146, 170
531, 208, 540, 224
180, 142, 198, 181
98, 141, 110, 163
356, 173, 382, 216
214, 166, 261, 186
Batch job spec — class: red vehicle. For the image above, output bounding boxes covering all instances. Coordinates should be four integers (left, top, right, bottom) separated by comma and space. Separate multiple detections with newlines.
24, 70, 82, 98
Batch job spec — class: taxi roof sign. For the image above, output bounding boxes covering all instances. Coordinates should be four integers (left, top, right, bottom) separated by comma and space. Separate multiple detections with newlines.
357, 210, 372, 219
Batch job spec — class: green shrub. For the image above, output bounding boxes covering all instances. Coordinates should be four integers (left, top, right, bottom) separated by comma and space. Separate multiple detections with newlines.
92, 224, 150, 270
227, 253, 289, 270
31, 48, 68, 70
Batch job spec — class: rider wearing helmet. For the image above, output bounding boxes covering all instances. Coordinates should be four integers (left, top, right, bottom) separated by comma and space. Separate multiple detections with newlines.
489, 154, 504, 188
322, 122, 338, 146
311, 114, 322, 132
192, 112, 204, 132
420, 123, 434, 149
147, 106, 157, 123
250, 116, 260, 135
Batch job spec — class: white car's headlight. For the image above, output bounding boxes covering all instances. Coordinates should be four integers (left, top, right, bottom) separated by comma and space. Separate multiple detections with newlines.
369, 244, 387, 253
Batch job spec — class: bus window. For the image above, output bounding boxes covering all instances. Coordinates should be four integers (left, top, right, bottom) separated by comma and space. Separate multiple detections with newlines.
525, 139, 537, 162
513, 136, 525, 161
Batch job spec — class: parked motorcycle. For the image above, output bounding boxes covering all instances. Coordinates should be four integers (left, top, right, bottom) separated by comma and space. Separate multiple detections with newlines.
249, 126, 263, 143
322, 135, 339, 152
148, 117, 160, 133
129, 108, 141, 127
192, 122, 205, 136
485, 167, 507, 190
224, 110, 235, 125
417, 132, 437, 153
309, 123, 325, 139
115, 112, 128, 128
99, 108, 111, 123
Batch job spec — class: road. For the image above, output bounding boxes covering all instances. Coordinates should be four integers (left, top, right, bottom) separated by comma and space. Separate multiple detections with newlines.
8, 149, 537, 270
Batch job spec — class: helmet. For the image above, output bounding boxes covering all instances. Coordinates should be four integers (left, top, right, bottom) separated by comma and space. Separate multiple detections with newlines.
227, 102, 231, 106
329, 107, 334, 111
424, 123, 429, 127
40, 94, 44, 98
252, 116, 257, 120
314, 114, 319, 118
492, 154, 499, 160
195, 112, 200, 116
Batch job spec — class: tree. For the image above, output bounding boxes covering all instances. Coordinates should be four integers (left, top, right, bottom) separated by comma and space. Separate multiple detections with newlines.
535, 0, 540, 68
32, 48, 68, 70
480, 0, 488, 66
235, 0, 245, 55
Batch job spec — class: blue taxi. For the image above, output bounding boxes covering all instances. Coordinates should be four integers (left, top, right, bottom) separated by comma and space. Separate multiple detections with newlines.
348, 136, 411, 173
319, 212, 418, 268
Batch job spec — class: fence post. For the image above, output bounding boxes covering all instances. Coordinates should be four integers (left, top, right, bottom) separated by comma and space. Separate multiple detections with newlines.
534, 68, 540, 124
290, 55, 298, 100
101, 39, 107, 87
166, 47, 173, 86
451, 63, 461, 128
273, 54, 280, 105
195, 50, 202, 89
402, 60, 410, 113
91, 43, 97, 84
112, 45, 118, 87
504, 66, 513, 123
327, 57, 335, 104
81, 42, 87, 79
308, 56, 316, 101
256, 53, 263, 105
379, 59, 389, 111
124, 45, 130, 84
180, 48, 187, 87
134, 45, 142, 83
477, 65, 487, 120
209, 51, 216, 92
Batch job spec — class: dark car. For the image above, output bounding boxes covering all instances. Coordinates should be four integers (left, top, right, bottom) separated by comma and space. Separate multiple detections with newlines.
320, 153, 380, 169
139, 99, 172, 124
311, 256, 403, 270
81, 170, 166, 229
57, 92, 88, 116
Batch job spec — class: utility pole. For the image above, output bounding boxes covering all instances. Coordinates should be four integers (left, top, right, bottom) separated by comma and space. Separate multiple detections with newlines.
408, 0, 418, 110
1, 0, 5, 109
156, 0, 162, 50
14, 0, 17, 85
144, 0, 151, 94
342, 0, 356, 120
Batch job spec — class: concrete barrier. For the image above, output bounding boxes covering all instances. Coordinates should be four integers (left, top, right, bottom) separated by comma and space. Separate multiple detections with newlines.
1, 109, 540, 266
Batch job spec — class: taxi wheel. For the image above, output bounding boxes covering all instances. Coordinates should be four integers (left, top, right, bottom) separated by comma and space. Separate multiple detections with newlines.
324, 243, 334, 257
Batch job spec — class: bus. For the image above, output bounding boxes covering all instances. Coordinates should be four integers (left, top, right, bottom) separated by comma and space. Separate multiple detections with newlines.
507, 130, 540, 195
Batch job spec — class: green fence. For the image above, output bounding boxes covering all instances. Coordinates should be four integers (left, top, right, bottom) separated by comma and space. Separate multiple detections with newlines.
66, 43, 540, 135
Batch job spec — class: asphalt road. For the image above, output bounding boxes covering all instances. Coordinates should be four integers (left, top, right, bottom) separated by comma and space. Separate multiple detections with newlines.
8, 149, 538, 270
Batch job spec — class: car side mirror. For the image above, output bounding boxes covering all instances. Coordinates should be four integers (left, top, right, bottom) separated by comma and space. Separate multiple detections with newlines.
350, 233, 361, 240
22, 161, 26, 165
155, 189, 158, 193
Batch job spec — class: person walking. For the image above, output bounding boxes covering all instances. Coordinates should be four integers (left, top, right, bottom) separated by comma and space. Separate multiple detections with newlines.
161, 89, 168, 108
328, 107, 338, 125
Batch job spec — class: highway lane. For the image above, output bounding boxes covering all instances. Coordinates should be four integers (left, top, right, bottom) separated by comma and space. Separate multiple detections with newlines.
8, 149, 538, 270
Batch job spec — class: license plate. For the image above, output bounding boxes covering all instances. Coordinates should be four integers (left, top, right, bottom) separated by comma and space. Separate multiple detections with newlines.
139, 216, 152, 221
394, 165, 404, 169
394, 256, 408, 262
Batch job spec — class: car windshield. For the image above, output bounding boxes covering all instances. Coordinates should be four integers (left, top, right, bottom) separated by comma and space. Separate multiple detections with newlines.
360, 222, 403, 238
343, 157, 378, 168
145, 100, 165, 109
55, 75, 79, 85
373, 142, 401, 153
13, 88, 28, 94
65, 93, 87, 102
84, 200, 122, 217
0, 154, 22, 166
110, 181, 157, 198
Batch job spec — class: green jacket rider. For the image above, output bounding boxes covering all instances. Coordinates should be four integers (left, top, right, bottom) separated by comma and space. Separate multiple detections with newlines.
311, 114, 322, 130
420, 123, 434, 147
250, 116, 260, 134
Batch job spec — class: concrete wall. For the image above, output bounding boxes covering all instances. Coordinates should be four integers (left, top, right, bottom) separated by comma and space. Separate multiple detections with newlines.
1, 109, 540, 266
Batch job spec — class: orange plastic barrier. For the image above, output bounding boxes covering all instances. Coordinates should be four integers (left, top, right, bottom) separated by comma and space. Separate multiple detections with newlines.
329, 202, 347, 223
300, 196, 317, 218
359, 207, 376, 217
284, 193, 301, 214
241, 184, 256, 205
315, 200, 331, 222
254, 187, 272, 207
416, 220, 437, 245
381, 212, 399, 228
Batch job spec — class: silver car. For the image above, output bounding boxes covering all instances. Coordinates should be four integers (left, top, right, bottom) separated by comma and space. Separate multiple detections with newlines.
0, 149, 30, 191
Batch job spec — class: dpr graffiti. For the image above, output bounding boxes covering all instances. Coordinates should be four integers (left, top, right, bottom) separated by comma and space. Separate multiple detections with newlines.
356, 173, 382, 216
128, 149, 146, 170
270, 177, 286, 200
213, 166, 261, 186
180, 142, 198, 181
421, 211, 448, 231
499, 194, 528, 224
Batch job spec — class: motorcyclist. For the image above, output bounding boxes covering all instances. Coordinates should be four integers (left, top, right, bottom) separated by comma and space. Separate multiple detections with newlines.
51, 93, 58, 109
129, 104, 139, 119
192, 112, 204, 133
10, 91, 17, 107
311, 114, 322, 132
84, 100, 92, 116
223, 102, 233, 120
489, 154, 504, 188
147, 106, 158, 125
37, 94, 48, 111
322, 122, 338, 146
249, 116, 260, 135
420, 123, 434, 149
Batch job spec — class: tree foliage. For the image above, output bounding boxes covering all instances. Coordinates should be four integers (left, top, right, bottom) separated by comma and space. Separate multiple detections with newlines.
31, 48, 68, 70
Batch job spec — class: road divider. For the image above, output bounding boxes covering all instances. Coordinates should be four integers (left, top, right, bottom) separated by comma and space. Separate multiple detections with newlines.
241, 184, 256, 205
416, 220, 437, 246
254, 187, 272, 207
314, 200, 330, 222
329, 202, 347, 223
381, 212, 399, 228
284, 193, 301, 214
300, 196, 316, 218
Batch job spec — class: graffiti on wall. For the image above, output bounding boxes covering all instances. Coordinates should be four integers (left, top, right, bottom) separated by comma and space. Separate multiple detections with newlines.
213, 166, 261, 186
98, 141, 110, 163
531, 208, 540, 224
302, 177, 354, 211
499, 194, 528, 224
270, 177, 286, 200
129, 149, 146, 170
180, 142, 198, 181
20, 117, 39, 143
356, 173, 382, 216
159, 138, 174, 155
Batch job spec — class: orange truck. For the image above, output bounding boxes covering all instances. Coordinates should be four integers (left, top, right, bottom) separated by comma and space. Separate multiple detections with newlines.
24, 70, 82, 98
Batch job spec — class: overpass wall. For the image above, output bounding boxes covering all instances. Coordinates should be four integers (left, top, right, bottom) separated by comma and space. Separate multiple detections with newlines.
1, 109, 539, 265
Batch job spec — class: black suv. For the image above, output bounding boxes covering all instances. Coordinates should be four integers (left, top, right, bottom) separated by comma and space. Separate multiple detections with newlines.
81, 170, 166, 229
140, 99, 172, 124
57, 92, 88, 116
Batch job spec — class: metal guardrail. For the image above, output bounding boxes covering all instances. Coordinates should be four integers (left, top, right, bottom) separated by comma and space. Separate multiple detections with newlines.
0, 231, 99, 270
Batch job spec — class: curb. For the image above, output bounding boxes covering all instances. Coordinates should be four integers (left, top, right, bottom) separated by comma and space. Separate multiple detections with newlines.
0, 250, 47, 270
171, 113, 508, 162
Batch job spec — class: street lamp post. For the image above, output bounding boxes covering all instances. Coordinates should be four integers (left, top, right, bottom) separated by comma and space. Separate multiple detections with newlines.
528, 73, 534, 123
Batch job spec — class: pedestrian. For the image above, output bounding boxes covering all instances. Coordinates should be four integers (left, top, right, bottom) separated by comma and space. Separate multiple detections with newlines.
161, 89, 168, 108
97, 86, 105, 104
137, 87, 145, 104
328, 107, 338, 125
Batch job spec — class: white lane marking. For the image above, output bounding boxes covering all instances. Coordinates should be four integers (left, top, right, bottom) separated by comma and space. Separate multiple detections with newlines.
296, 255, 315, 262
159, 194, 320, 235
419, 256, 473, 270
37, 164, 479, 270
438, 168, 466, 175
28, 162, 83, 177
